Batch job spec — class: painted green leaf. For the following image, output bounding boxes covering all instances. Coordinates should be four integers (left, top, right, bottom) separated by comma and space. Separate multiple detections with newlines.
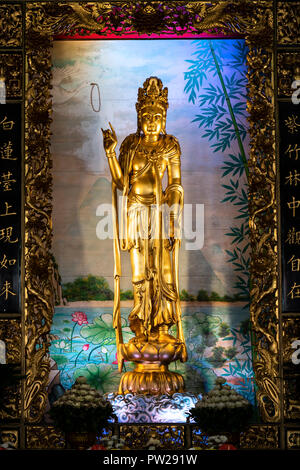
221, 153, 245, 177
80, 313, 132, 345
184, 39, 250, 302
51, 354, 69, 366
74, 363, 121, 394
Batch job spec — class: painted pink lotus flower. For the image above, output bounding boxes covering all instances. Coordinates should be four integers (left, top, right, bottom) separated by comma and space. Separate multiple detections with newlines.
70, 311, 88, 352
112, 353, 127, 364
74, 344, 90, 366
72, 311, 88, 326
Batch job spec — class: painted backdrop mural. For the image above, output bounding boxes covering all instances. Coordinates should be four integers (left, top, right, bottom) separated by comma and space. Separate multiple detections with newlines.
48, 39, 255, 410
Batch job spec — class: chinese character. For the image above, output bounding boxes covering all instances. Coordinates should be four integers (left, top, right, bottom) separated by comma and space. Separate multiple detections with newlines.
284, 115, 300, 134
288, 282, 300, 299
288, 255, 300, 272
0, 280, 16, 300
0, 202, 17, 217
292, 80, 300, 105
0, 171, 16, 191
0, 141, 16, 160
285, 144, 300, 161
287, 196, 300, 217
286, 227, 300, 245
0, 227, 18, 243
0, 116, 15, 131
0, 254, 16, 269
285, 170, 300, 187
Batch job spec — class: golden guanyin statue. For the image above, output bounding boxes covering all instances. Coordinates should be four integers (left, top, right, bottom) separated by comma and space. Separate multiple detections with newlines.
102, 77, 187, 395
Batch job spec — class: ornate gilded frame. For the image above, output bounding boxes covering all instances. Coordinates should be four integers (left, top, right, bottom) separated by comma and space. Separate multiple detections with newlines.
21, 0, 279, 447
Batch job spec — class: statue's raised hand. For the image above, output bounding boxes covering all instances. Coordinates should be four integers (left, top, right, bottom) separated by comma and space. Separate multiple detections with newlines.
101, 122, 117, 155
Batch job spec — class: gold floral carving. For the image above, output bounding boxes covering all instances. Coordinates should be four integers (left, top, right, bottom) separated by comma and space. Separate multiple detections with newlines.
191, 426, 209, 449
287, 430, 300, 449
0, 320, 21, 363
24, 5, 55, 423
240, 425, 279, 449
23, 0, 279, 430
26, 426, 65, 449
282, 317, 300, 368
0, 429, 19, 448
283, 378, 300, 421
0, 54, 22, 98
0, 385, 21, 421
0, 4, 22, 47
120, 425, 184, 449
278, 53, 300, 97
278, 2, 300, 44
247, 31, 279, 419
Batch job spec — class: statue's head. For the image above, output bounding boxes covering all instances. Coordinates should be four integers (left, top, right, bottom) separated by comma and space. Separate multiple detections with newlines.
136, 77, 169, 135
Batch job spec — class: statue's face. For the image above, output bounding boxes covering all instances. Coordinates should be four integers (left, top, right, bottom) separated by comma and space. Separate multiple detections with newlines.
140, 106, 164, 137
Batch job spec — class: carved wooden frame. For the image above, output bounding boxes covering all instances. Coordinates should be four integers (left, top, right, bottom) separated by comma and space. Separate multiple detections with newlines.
22, 0, 279, 445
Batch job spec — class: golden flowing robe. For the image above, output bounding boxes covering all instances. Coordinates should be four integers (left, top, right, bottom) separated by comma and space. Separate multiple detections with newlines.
111, 132, 185, 369
103, 76, 187, 394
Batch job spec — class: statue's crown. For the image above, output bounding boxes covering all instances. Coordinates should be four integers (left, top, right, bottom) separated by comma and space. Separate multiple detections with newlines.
136, 77, 169, 113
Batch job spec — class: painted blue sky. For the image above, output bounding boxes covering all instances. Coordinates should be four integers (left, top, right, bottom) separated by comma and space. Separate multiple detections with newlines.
49, 40, 254, 402
51, 39, 249, 295
51, 39, 248, 173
